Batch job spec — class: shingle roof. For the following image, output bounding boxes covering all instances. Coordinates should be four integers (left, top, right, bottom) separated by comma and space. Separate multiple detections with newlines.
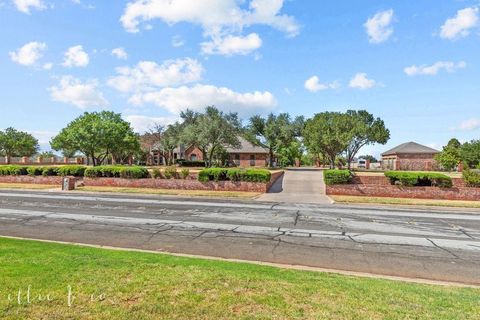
381, 141, 440, 156
226, 137, 269, 154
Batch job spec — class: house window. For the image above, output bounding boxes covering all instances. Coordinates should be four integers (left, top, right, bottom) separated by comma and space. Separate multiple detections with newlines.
250, 154, 255, 166
190, 154, 197, 161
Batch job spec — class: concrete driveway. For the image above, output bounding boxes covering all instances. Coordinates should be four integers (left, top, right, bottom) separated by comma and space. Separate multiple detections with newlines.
257, 168, 332, 204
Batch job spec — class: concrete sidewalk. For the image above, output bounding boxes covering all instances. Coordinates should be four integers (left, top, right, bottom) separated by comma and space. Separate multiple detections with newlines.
257, 168, 332, 204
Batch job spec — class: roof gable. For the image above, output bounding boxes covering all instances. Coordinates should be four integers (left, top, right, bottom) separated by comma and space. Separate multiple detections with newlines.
382, 141, 440, 156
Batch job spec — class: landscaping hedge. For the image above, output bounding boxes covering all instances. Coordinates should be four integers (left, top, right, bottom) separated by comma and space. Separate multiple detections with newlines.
84, 166, 149, 179
323, 170, 352, 185
198, 168, 271, 183
384, 171, 452, 188
0, 166, 28, 176
178, 160, 206, 167
463, 169, 480, 188
57, 165, 87, 177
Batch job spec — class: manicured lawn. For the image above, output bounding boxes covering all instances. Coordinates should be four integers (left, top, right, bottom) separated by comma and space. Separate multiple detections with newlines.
75, 186, 261, 199
331, 195, 480, 209
0, 183, 56, 190
0, 238, 479, 319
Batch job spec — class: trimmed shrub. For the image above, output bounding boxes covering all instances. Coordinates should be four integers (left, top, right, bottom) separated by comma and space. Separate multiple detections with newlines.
324, 170, 352, 185
0, 166, 28, 176
180, 168, 190, 180
27, 166, 44, 176
84, 166, 149, 179
42, 167, 59, 176
178, 160, 206, 167
198, 168, 271, 183
385, 171, 452, 188
163, 166, 177, 179
152, 169, 161, 179
57, 165, 86, 177
463, 169, 480, 187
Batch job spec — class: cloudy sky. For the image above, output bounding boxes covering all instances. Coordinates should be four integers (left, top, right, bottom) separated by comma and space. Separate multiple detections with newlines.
1, 0, 479, 156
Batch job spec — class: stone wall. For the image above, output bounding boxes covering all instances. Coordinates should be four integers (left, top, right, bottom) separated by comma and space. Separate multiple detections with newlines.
0, 176, 64, 185
327, 174, 479, 201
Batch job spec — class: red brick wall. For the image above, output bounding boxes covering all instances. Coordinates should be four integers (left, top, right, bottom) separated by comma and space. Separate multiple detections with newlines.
229, 153, 268, 167
0, 176, 64, 185
328, 174, 476, 201
84, 178, 265, 192
326, 184, 480, 201
184, 146, 204, 161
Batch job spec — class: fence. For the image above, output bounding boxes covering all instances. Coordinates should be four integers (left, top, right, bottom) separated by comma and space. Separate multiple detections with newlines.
0, 156, 85, 165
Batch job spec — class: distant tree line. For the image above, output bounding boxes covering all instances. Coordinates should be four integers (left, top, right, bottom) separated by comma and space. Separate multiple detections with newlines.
2, 107, 391, 168
435, 138, 480, 170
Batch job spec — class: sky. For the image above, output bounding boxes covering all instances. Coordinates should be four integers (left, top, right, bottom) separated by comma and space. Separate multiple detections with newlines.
1, 0, 479, 157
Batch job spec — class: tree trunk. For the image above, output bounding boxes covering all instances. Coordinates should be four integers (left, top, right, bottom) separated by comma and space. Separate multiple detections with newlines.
269, 148, 274, 168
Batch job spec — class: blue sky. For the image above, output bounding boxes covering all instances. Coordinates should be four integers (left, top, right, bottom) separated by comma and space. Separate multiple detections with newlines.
1, 0, 479, 156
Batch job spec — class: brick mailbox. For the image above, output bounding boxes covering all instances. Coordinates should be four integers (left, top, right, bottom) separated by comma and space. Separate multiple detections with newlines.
62, 177, 76, 191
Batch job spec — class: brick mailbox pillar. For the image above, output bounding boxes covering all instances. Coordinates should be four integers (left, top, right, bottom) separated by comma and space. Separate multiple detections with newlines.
295, 159, 300, 167
62, 177, 76, 191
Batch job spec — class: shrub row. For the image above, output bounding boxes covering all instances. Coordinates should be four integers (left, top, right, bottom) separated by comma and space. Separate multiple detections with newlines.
0, 165, 87, 177
384, 171, 452, 188
177, 160, 206, 167
198, 168, 271, 183
323, 170, 352, 185
152, 167, 190, 179
463, 169, 480, 188
84, 166, 149, 179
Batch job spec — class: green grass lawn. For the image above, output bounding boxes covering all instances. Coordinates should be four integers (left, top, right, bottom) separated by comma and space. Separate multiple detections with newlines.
0, 238, 479, 319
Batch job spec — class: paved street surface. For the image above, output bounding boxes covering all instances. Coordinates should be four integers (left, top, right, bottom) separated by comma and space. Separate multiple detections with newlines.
257, 168, 332, 204
0, 190, 479, 284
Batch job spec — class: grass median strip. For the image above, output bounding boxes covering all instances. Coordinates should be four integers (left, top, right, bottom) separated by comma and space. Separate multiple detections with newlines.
0, 237, 479, 319
331, 195, 480, 209
75, 186, 261, 199
0, 183, 56, 190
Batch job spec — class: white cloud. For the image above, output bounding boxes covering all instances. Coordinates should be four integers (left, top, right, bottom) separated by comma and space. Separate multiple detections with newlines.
129, 84, 277, 116
13, 0, 45, 14
125, 115, 178, 133
404, 61, 466, 76
121, 0, 299, 35
201, 33, 262, 56
457, 118, 480, 131
349, 73, 377, 89
364, 9, 394, 43
9, 41, 46, 66
304, 76, 339, 92
440, 7, 479, 40
49, 76, 108, 109
111, 47, 128, 60
120, 0, 299, 55
42, 62, 53, 70
62, 45, 89, 68
108, 58, 203, 93
172, 35, 185, 47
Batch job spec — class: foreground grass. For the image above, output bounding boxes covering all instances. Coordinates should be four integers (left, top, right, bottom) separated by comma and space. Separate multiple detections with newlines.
75, 186, 261, 199
0, 183, 55, 190
0, 238, 479, 319
331, 195, 480, 209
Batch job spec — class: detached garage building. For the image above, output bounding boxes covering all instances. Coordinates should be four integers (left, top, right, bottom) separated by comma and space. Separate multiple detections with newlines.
381, 142, 440, 171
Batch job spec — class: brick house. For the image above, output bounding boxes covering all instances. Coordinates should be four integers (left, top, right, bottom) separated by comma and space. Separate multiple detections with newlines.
143, 136, 272, 167
381, 141, 440, 171
184, 137, 272, 167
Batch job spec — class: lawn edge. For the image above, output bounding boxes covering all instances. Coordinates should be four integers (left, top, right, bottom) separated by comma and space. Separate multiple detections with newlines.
1, 235, 478, 289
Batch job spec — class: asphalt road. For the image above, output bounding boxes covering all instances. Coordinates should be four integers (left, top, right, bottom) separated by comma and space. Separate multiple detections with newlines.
0, 189, 479, 285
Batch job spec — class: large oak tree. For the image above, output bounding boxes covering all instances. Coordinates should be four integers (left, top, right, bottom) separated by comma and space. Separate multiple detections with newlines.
0, 127, 39, 162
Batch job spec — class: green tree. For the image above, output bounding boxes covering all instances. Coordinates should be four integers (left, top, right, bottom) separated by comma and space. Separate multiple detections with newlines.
278, 140, 304, 167
246, 113, 304, 167
435, 138, 462, 171
0, 127, 39, 162
181, 106, 242, 167
303, 112, 353, 169
344, 110, 390, 169
460, 140, 480, 169
50, 111, 140, 166
358, 155, 378, 163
